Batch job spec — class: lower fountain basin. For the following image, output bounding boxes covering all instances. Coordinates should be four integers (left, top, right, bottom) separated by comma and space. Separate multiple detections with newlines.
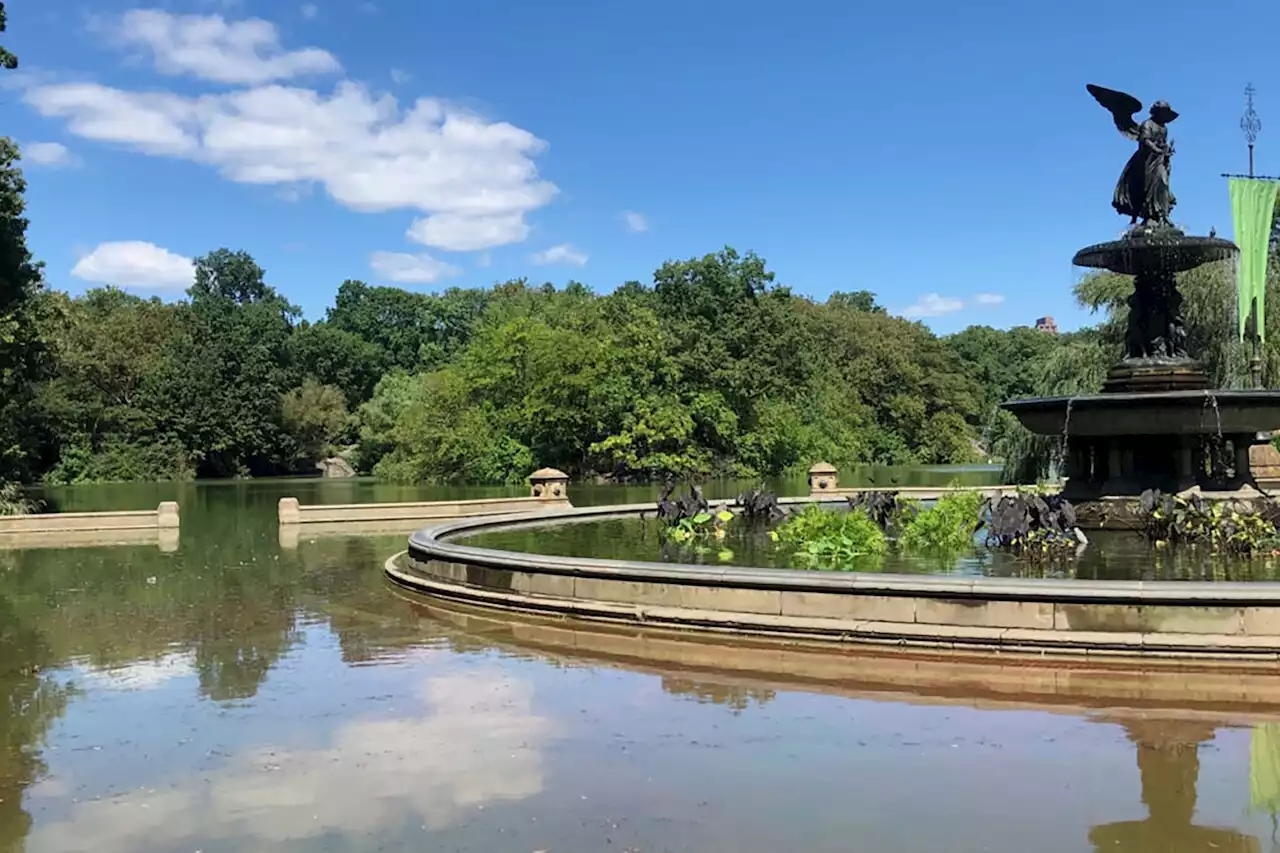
1001, 390, 1280, 437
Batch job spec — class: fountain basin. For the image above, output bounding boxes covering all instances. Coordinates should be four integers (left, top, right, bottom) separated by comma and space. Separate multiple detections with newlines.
1002, 390, 1280, 437
391, 503, 1280, 662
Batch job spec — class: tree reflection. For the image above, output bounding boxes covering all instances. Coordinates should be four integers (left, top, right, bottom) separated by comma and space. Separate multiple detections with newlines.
0, 594, 72, 853
661, 676, 776, 712
1090, 719, 1260, 853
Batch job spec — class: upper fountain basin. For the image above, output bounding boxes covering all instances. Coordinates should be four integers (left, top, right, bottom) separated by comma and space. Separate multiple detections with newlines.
1002, 389, 1280, 437
1073, 233, 1239, 275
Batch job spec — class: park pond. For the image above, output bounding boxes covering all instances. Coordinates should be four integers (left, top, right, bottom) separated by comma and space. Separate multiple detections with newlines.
4, 472, 1280, 851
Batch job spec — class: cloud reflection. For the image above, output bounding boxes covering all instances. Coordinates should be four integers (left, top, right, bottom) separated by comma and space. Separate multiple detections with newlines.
27, 670, 550, 851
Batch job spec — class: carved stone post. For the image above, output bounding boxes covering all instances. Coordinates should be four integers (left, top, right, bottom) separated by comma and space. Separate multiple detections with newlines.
529, 468, 570, 500
808, 462, 838, 496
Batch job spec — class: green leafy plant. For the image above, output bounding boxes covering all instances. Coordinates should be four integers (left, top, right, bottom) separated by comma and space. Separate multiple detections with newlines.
771, 504, 887, 569
1138, 489, 1280, 556
898, 489, 986, 553
0, 481, 37, 515
664, 507, 735, 544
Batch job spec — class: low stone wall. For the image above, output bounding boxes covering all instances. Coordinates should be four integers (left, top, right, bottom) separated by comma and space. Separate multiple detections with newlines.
392, 502, 1280, 662
0, 502, 179, 537
279, 467, 573, 528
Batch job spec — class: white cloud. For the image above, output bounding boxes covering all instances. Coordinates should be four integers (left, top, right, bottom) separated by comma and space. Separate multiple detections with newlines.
22, 140, 81, 167
901, 293, 964, 318
530, 243, 587, 267
390, 67, 410, 85
71, 241, 195, 289
973, 292, 1005, 306
623, 211, 648, 233
300, 3, 318, 19
106, 9, 341, 85
28, 672, 550, 853
407, 212, 531, 252
475, 253, 492, 268
26, 77, 558, 251
370, 251, 461, 284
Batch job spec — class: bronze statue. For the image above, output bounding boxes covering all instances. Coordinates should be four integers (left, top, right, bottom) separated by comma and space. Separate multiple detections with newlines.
1088, 84, 1179, 228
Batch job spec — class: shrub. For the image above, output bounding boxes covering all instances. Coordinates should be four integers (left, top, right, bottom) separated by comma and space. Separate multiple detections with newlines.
898, 489, 985, 553
771, 504, 887, 568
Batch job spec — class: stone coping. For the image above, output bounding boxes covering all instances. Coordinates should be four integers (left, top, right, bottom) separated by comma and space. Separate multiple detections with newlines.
0, 502, 179, 536
278, 495, 569, 525
407, 501, 1280, 607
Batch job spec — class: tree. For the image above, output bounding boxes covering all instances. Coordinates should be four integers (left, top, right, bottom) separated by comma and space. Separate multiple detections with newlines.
0, 2, 18, 70
828, 290, 886, 314
281, 378, 348, 464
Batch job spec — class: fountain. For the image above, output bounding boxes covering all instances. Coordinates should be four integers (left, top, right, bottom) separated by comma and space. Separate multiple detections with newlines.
1002, 84, 1280, 529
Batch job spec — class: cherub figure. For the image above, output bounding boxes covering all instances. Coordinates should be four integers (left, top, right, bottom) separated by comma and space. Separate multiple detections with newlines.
1088, 84, 1179, 228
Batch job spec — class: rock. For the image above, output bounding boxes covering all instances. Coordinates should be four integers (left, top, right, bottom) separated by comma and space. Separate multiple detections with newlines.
316, 457, 356, 478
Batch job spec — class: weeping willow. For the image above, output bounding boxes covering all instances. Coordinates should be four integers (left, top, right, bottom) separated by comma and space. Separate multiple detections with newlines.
996, 255, 1280, 483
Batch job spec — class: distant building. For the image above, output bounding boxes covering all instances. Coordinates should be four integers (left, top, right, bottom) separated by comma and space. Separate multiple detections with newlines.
1035, 316, 1059, 334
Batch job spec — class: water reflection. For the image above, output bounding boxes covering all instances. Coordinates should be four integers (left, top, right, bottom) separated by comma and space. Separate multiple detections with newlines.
3, 479, 1280, 851
25, 670, 549, 853
1092, 721, 1259, 853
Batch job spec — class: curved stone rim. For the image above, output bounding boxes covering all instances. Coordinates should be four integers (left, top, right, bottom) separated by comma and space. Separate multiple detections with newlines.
406, 500, 1280, 606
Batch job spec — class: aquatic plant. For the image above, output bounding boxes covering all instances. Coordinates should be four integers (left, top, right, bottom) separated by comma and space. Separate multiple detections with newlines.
1137, 489, 1280, 555
898, 489, 987, 554
984, 491, 1081, 558
846, 490, 917, 532
735, 486, 785, 524
771, 503, 887, 568
655, 482, 709, 524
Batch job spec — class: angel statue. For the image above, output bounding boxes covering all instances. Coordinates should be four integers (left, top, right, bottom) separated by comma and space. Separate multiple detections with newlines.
1087, 84, 1179, 228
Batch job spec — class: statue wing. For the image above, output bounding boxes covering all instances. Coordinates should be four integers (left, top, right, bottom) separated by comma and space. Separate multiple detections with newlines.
1087, 84, 1142, 140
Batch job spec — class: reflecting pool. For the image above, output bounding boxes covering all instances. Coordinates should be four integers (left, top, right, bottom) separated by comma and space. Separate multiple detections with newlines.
2, 477, 1279, 851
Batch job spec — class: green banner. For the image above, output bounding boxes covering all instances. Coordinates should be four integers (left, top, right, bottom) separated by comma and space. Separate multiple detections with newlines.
1230, 177, 1280, 343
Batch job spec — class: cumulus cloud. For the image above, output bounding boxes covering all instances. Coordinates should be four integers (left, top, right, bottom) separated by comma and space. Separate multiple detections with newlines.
370, 251, 461, 284
973, 292, 1005, 306
22, 140, 81, 167
105, 9, 340, 85
901, 293, 964, 319
623, 211, 648, 233
530, 244, 587, 267
27, 671, 550, 853
25, 76, 558, 251
71, 241, 195, 289
390, 67, 410, 84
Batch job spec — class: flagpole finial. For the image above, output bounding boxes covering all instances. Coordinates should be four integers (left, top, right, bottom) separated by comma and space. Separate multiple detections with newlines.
1243, 83, 1262, 176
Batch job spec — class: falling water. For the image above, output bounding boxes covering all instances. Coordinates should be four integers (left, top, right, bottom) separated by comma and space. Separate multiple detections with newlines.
1057, 396, 1076, 484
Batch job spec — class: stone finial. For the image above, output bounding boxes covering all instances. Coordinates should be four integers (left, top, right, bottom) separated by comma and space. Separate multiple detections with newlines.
278, 497, 301, 525
808, 462, 838, 494
157, 501, 180, 529
529, 467, 570, 499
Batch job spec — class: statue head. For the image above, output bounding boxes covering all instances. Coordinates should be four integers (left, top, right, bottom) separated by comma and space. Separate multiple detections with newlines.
1150, 100, 1179, 123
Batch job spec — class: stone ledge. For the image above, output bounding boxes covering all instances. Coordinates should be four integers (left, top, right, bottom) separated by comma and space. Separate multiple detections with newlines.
386, 552, 1280, 662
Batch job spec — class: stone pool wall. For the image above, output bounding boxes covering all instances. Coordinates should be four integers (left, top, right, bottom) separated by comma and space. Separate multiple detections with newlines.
391, 503, 1280, 662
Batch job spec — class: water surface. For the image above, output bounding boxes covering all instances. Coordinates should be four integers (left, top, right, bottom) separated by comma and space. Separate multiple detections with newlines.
2, 476, 1279, 851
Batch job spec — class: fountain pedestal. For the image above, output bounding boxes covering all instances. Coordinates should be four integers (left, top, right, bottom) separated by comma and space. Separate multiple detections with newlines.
1002, 227, 1280, 529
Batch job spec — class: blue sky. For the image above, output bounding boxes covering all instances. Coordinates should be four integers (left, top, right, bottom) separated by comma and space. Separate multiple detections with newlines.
5, 0, 1277, 332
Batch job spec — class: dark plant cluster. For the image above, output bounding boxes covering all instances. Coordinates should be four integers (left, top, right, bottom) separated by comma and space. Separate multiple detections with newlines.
1137, 489, 1280, 555
736, 486, 785, 524
846, 491, 915, 531
656, 482, 710, 523
983, 492, 1081, 558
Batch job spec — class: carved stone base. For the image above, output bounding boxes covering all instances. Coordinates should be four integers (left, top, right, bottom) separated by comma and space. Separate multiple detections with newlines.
1102, 359, 1210, 393
1071, 487, 1268, 531
1250, 439, 1280, 493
